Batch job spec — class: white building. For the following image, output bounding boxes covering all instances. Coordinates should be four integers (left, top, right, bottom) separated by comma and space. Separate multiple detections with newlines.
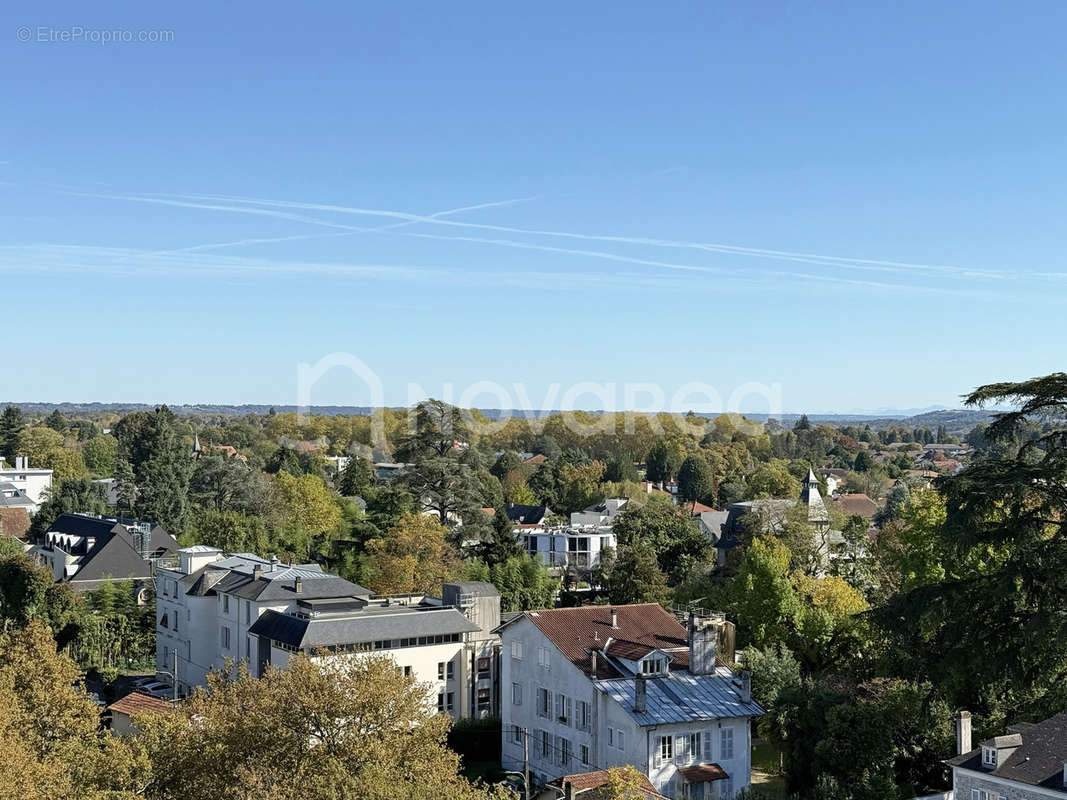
519, 500, 624, 570
155, 548, 502, 719
0, 456, 54, 513
499, 604, 762, 799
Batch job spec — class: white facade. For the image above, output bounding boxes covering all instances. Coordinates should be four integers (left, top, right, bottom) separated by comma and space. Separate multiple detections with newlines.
525, 527, 617, 570
500, 610, 759, 799
0, 457, 53, 512
155, 549, 500, 720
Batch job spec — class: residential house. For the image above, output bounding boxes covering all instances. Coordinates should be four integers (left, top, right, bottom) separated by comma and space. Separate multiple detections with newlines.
107, 691, 172, 735
717, 469, 841, 571
537, 769, 668, 800
520, 501, 621, 570
947, 710, 1067, 799
30, 513, 178, 592
0, 482, 35, 539
155, 548, 502, 719
830, 493, 879, 521
0, 456, 53, 513
499, 604, 762, 798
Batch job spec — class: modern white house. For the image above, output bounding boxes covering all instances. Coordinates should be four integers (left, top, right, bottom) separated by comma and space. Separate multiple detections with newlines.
519, 500, 624, 570
155, 548, 502, 719
947, 711, 1067, 799
498, 604, 762, 799
0, 456, 54, 513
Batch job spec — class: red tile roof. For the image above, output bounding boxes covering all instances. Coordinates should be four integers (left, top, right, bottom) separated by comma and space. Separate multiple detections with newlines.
107, 691, 173, 715
686, 501, 716, 514
831, 493, 879, 519
523, 604, 688, 679
677, 764, 730, 783
550, 769, 666, 798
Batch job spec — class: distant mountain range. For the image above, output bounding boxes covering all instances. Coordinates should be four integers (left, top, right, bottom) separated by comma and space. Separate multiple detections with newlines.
1, 403, 1001, 437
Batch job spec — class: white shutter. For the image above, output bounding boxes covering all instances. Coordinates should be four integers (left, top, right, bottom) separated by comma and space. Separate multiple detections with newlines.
675, 734, 687, 765
704, 729, 713, 759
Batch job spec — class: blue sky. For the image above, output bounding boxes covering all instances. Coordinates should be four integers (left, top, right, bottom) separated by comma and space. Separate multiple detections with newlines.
3, 1, 1066, 412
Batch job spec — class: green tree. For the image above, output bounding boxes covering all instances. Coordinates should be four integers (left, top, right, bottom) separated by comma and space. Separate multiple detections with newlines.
188, 509, 270, 553
362, 512, 465, 595
0, 405, 25, 463
82, 434, 118, 476
16, 426, 65, 466
727, 537, 802, 648
677, 453, 715, 508
612, 503, 709, 584
338, 455, 375, 497
467, 554, 559, 611
604, 537, 671, 605
0, 622, 147, 800
137, 653, 509, 800
189, 452, 261, 512
645, 440, 683, 484
747, 459, 802, 499
603, 455, 639, 483
0, 554, 84, 647
131, 406, 195, 533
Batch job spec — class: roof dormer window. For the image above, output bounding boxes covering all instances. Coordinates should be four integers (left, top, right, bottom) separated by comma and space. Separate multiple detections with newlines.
640, 656, 666, 676
982, 746, 997, 768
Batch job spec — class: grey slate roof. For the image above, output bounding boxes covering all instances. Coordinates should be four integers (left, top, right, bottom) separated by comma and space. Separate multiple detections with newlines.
215, 569, 372, 601
595, 668, 764, 726
947, 712, 1067, 792
250, 606, 479, 649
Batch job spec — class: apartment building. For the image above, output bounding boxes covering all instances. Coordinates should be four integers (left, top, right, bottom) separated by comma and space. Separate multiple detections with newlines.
155, 547, 502, 719
499, 604, 762, 799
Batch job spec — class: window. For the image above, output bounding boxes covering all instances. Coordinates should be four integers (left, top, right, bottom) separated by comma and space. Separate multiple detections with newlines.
559, 737, 571, 767
513, 725, 523, 744
618, 730, 624, 749
403, 665, 412, 677
438, 693, 446, 713
439, 660, 455, 681
221, 626, 231, 649
537, 687, 551, 718
538, 646, 551, 670
511, 641, 523, 660
172, 614, 178, 633
641, 657, 665, 674
477, 688, 490, 706
477, 656, 491, 675
703, 729, 713, 759
720, 727, 734, 759
541, 730, 551, 759
222, 594, 229, 613
576, 700, 590, 731
608, 727, 614, 747
656, 735, 673, 767
159, 612, 168, 629
162, 645, 169, 663
512, 682, 523, 705
982, 747, 997, 767
246, 636, 253, 659
674, 734, 687, 765
555, 693, 571, 724
688, 732, 702, 764
445, 692, 454, 712
580, 744, 590, 766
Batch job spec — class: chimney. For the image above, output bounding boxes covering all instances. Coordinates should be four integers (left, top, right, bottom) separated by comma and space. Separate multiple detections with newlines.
253, 565, 262, 581
955, 711, 972, 756
634, 675, 647, 714
610, 608, 618, 629
740, 670, 751, 703
590, 648, 598, 675
294, 576, 303, 594
687, 613, 720, 675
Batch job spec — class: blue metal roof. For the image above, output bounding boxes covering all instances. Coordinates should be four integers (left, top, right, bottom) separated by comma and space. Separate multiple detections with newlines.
595, 668, 764, 726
